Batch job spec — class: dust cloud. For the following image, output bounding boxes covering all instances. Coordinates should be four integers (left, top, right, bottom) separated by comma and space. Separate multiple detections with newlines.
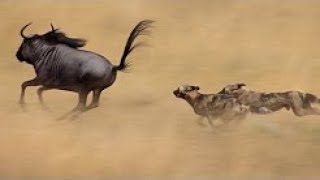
1, 0, 320, 177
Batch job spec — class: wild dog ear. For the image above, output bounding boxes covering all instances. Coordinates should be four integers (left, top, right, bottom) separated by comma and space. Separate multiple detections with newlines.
237, 83, 247, 90
217, 88, 226, 94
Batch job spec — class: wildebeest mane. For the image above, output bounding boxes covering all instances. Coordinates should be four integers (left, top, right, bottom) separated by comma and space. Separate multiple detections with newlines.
43, 30, 87, 49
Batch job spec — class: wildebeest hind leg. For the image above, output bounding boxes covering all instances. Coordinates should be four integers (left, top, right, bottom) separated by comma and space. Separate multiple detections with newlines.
19, 78, 41, 105
56, 90, 90, 120
87, 89, 103, 109
74, 90, 89, 112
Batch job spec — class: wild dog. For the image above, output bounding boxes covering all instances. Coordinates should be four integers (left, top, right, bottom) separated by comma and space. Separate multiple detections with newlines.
218, 83, 320, 116
173, 85, 249, 127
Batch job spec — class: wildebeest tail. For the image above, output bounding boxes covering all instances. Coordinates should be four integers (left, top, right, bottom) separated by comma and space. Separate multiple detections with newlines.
114, 20, 154, 71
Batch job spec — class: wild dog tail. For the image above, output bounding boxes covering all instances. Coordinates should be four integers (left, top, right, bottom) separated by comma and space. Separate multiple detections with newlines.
114, 20, 154, 71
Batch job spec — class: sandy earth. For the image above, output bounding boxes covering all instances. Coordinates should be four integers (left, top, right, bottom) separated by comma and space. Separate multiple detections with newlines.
1, 0, 320, 178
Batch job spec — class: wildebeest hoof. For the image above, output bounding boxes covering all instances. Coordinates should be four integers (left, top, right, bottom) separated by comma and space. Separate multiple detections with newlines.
71, 105, 86, 112
19, 99, 25, 105
87, 104, 99, 110
19, 100, 26, 108
78, 107, 87, 112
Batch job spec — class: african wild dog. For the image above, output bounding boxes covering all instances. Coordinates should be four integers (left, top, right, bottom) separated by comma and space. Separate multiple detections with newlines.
173, 85, 249, 127
218, 83, 320, 116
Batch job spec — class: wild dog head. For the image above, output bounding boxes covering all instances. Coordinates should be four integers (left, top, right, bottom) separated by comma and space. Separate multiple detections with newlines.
173, 85, 200, 99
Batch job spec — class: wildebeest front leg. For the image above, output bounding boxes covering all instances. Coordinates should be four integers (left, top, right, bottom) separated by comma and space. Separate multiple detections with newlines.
37, 86, 51, 105
19, 78, 41, 105
36, 86, 52, 110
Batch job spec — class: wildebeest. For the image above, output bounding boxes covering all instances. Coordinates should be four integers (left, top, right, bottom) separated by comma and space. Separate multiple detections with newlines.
173, 85, 250, 127
218, 83, 320, 116
16, 20, 153, 111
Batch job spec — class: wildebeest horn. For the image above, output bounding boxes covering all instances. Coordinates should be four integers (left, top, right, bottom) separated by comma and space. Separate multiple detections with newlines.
20, 22, 32, 39
50, 23, 55, 31
50, 23, 59, 32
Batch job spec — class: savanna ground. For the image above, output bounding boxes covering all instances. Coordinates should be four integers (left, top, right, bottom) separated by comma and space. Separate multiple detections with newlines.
1, 0, 320, 178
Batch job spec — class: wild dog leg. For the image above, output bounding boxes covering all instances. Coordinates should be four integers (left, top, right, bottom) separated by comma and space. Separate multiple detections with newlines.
206, 116, 215, 127
306, 107, 320, 115
196, 116, 206, 126
207, 115, 225, 128
291, 102, 320, 116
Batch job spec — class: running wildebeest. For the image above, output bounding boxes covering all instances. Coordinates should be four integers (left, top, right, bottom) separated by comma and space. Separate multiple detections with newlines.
218, 83, 320, 116
173, 85, 250, 127
16, 20, 153, 111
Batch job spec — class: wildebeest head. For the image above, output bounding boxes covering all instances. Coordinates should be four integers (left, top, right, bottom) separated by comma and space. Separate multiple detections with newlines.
218, 83, 246, 95
16, 23, 87, 64
173, 85, 200, 99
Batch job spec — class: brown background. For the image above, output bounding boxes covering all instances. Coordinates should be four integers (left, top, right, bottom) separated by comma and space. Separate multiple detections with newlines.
1, 0, 320, 177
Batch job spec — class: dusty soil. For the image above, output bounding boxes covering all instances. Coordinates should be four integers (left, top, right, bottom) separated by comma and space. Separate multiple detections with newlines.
1, 0, 320, 178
